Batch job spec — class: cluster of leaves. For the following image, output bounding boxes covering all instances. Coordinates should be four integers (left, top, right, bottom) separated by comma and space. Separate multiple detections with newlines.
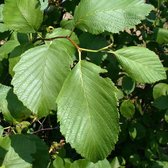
0, 0, 168, 167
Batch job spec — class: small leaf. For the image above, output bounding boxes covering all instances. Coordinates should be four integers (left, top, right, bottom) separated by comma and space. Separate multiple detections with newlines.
74, 0, 153, 34
156, 28, 168, 44
110, 157, 121, 168
114, 47, 166, 83
57, 61, 119, 162
12, 36, 74, 117
122, 76, 135, 95
3, 0, 43, 33
120, 100, 135, 119
153, 83, 168, 99
51, 156, 65, 168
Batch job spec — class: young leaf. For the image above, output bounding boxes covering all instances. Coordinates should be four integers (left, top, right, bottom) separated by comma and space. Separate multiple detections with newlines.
114, 47, 166, 83
12, 42, 73, 118
3, 0, 43, 33
74, 0, 153, 34
57, 61, 119, 162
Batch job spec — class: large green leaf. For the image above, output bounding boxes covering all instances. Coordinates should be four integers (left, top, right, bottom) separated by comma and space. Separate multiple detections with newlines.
57, 61, 119, 162
3, 0, 43, 33
12, 41, 73, 117
74, 0, 153, 34
0, 134, 49, 168
0, 84, 31, 124
114, 47, 166, 83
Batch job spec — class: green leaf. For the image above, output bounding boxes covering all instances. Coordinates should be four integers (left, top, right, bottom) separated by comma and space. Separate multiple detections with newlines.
156, 28, 168, 44
46, 28, 79, 58
0, 126, 3, 136
0, 134, 49, 168
74, 0, 153, 34
70, 159, 111, 168
114, 47, 166, 83
153, 96, 168, 110
51, 156, 65, 168
27, 135, 49, 168
12, 40, 73, 117
9, 44, 33, 77
120, 100, 135, 119
122, 76, 135, 95
0, 135, 36, 167
0, 84, 31, 124
153, 83, 168, 99
57, 61, 119, 162
0, 23, 8, 33
0, 40, 19, 61
110, 157, 122, 168
3, 0, 43, 33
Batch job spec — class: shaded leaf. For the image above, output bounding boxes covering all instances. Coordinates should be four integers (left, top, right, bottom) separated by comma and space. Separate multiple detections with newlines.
0, 134, 49, 168
0, 40, 19, 61
114, 47, 166, 83
57, 61, 119, 162
74, 0, 153, 34
0, 84, 31, 124
122, 76, 135, 95
153, 96, 168, 110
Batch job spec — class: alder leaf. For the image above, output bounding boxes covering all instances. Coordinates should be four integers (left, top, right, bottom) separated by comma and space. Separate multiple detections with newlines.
57, 61, 119, 162
3, 0, 43, 33
114, 47, 166, 83
12, 41, 73, 117
74, 0, 153, 34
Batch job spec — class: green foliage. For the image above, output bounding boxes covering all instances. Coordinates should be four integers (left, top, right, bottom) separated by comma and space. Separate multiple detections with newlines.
3, 0, 43, 33
0, 0, 167, 167
74, 0, 153, 34
57, 61, 119, 162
